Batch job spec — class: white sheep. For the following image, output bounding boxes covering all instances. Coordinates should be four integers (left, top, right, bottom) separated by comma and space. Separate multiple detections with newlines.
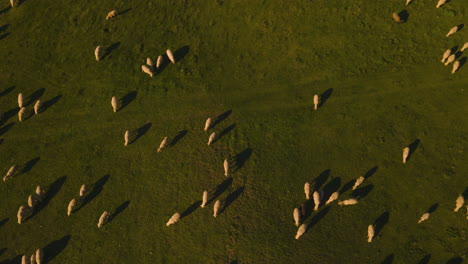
295, 223, 307, 240
402, 147, 410, 164
3, 164, 19, 181
18, 107, 26, 122
441, 49, 452, 63
338, 198, 358, 206
352, 176, 365, 190
17, 205, 29, 224
111, 96, 118, 112
30, 253, 36, 264
368, 224, 374, 242
418, 212, 430, 223
406, 0, 413, 5
21, 255, 29, 264
124, 130, 129, 146
166, 212, 181, 226
141, 65, 154, 77
454, 194, 465, 212
158, 137, 168, 152
452, 60, 460, 74
304, 182, 310, 200
146, 57, 155, 71
313, 191, 320, 211
106, 10, 118, 20
461, 42, 468, 52
213, 200, 220, 217
28, 194, 38, 208
436, 0, 447, 8
446, 26, 459, 37
325, 192, 339, 205
79, 184, 88, 197
204, 117, 212, 131
224, 159, 229, 177
10, 0, 19, 8
67, 198, 76, 216
18, 93, 24, 108
34, 100, 41, 115
95, 46, 103, 61
35, 185, 43, 198
35, 248, 43, 264
313, 94, 319, 110
293, 208, 300, 226
157, 55, 163, 69
207, 132, 216, 145
201, 191, 208, 208
444, 54, 456, 66
166, 49, 175, 64
97, 211, 110, 228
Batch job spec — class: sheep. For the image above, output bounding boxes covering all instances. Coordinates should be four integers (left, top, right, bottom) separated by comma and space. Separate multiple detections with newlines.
35, 248, 43, 264
141, 65, 154, 77
28, 194, 38, 208
446, 26, 459, 38
444, 54, 456, 66
208, 132, 216, 145
35, 185, 43, 198
95, 46, 103, 61
313, 94, 319, 110
213, 200, 220, 217
436, 0, 447, 8
204, 117, 212, 131
97, 211, 110, 228
295, 223, 307, 239
313, 191, 320, 211
30, 253, 36, 264
352, 176, 365, 190
201, 191, 208, 208
146, 58, 155, 71
304, 182, 310, 200
338, 198, 358, 206
34, 100, 41, 115
461, 42, 468, 52
293, 208, 301, 226
157, 55, 163, 69
21, 255, 29, 264
325, 192, 339, 205
18, 107, 26, 122
157, 137, 168, 152
10, 0, 19, 8
392, 13, 403, 23
452, 60, 460, 74
17, 205, 29, 224
3, 164, 18, 181
441, 49, 452, 63
124, 130, 129, 146
402, 147, 410, 164
418, 212, 430, 223
406, 0, 413, 5
368, 225, 374, 242
224, 159, 229, 177
166, 212, 180, 226
167, 49, 175, 64
454, 194, 465, 212
111, 96, 118, 112
106, 10, 118, 20
79, 184, 88, 197
67, 198, 76, 216
18, 93, 24, 108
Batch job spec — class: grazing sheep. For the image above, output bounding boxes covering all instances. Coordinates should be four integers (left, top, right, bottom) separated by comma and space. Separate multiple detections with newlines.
452, 60, 460, 74
441, 49, 452, 63
313, 191, 320, 211
207, 132, 216, 145
325, 192, 339, 205
166, 212, 181, 226
224, 159, 229, 177
157, 55, 163, 69
293, 208, 301, 226
304, 182, 310, 200
97, 211, 110, 228
446, 26, 459, 37
418, 212, 430, 223
295, 223, 307, 240
79, 184, 88, 197
106, 10, 118, 20
406, 0, 413, 5
30, 253, 36, 264
10, 0, 19, 8
313, 94, 319, 110
166, 49, 175, 64
67, 198, 76, 216
146, 57, 155, 71
461, 42, 468, 52
18, 93, 23, 108
368, 225, 374, 242
454, 194, 465, 212
3, 164, 18, 181
201, 191, 208, 208
34, 100, 41, 115
157, 137, 168, 152
213, 200, 220, 217
436, 0, 447, 8
392, 12, 403, 23
35, 248, 43, 264
141, 65, 154, 77
124, 130, 129, 146
21, 255, 29, 264
18, 107, 26, 122
402, 147, 410, 164
17, 205, 29, 224
35, 185, 43, 197
28, 194, 38, 208
204, 117, 212, 131
338, 198, 358, 206
111, 96, 118, 112
95, 46, 103, 61
444, 54, 456, 66
352, 176, 365, 190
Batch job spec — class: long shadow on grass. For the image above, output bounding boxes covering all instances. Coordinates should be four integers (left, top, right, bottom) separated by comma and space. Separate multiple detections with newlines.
119, 8, 132, 16
306, 206, 330, 231
76, 174, 110, 212
0, 218, 7, 228
219, 187, 244, 215
417, 254, 431, 264
321, 177, 341, 203
457, 57, 467, 71
0, 138, 3, 145
0, 24, 9, 32
373, 212, 390, 238
313, 169, 330, 190
1, 108, 19, 126
181, 200, 202, 218
211, 110, 232, 129
119, 91, 137, 111
446, 257, 463, 264
0, 255, 21, 264
212, 124, 236, 144
0, 33, 9, 40
364, 166, 378, 179
462, 187, 468, 200
405, 139, 420, 163
0, 123, 14, 137
174, 45, 190, 62
28, 176, 66, 221
319, 88, 333, 108
351, 184, 373, 199
26, 88, 45, 106
42, 94, 62, 112
0, 85, 14, 97
170, 130, 188, 147
0, 248, 6, 257
131, 123, 152, 144
102, 42, 121, 60
232, 147, 252, 172
208, 177, 233, 204
398, 10, 409, 23
108, 200, 130, 223
43, 235, 71, 264
381, 254, 394, 264
0, 6, 11, 15
427, 203, 439, 214
19, 157, 40, 176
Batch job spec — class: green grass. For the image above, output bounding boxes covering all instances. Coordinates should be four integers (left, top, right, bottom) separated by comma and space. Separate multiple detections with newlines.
0, 0, 467, 263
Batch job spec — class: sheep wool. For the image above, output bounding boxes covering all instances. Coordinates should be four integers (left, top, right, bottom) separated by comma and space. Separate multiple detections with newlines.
446, 26, 459, 38
67, 198, 76, 216
452, 61, 460, 74
368, 225, 374, 242
124, 130, 129, 146
338, 198, 358, 206
36, 248, 43, 264
28, 194, 38, 208
36, 185, 43, 197
79, 184, 88, 197
97, 211, 110, 228
146, 57, 155, 71
293, 208, 301, 226
224, 159, 229, 177
201, 191, 208, 208
204, 117, 212, 131
30, 253, 36, 264
461, 42, 468, 52
21, 255, 29, 264
444, 54, 456, 66
392, 13, 403, 23
141, 65, 154, 77
208, 132, 216, 145
295, 223, 307, 240
156, 55, 163, 69
402, 147, 410, 164
111, 96, 118, 112
353, 176, 365, 190
10, 0, 19, 8
325, 192, 339, 205
166, 49, 175, 64
3, 164, 18, 181
436, 0, 447, 8
166, 212, 181, 226
106, 10, 118, 20
213, 200, 221, 217
18, 107, 26, 122
17, 205, 28, 224
304, 182, 311, 200
441, 49, 452, 63
313, 191, 320, 211
313, 94, 319, 110
418, 213, 430, 223
34, 100, 41, 115
454, 194, 465, 212
406, 0, 413, 5
157, 137, 168, 153
18, 93, 24, 108
95, 46, 103, 61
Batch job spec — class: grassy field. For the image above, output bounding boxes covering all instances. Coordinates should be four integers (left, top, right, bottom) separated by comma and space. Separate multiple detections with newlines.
0, 0, 467, 263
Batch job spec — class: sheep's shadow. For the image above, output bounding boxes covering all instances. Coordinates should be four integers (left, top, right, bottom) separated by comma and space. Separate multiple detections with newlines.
170, 130, 188, 147
174, 45, 190, 62
313, 169, 330, 190
219, 187, 244, 215
398, 10, 409, 23
321, 177, 341, 203
211, 110, 232, 129
108, 200, 130, 223
427, 203, 439, 214
119, 91, 137, 111
381, 254, 394, 264
76, 174, 110, 212
181, 200, 202, 218
26, 88, 45, 106
28, 176, 67, 220
319, 88, 333, 108
417, 254, 431, 264
364, 166, 378, 179
306, 206, 331, 231
0, 255, 21, 264
0, 248, 6, 257
0, 6, 11, 15
373, 212, 390, 237
232, 148, 253, 172
212, 124, 236, 144
131, 123, 152, 144
450, 45, 459, 54
340, 179, 355, 194
351, 184, 374, 199
19, 157, 40, 176
41, 94, 62, 112
406, 139, 420, 163
208, 177, 233, 204
456, 24, 464, 31
119, 8, 132, 16
0, 218, 8, 228
0, 85, 14, 97
43, 235, 71, 264
457, 57, 467, 71
446, 257, 463, 264
0, 138, 3, 145
462, 187, 468, 200
102, 42, 121, 60
1, 108, 19, 125
0, 33, 9, 40
0, 122, 14, 137
0, 24, 10, 32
